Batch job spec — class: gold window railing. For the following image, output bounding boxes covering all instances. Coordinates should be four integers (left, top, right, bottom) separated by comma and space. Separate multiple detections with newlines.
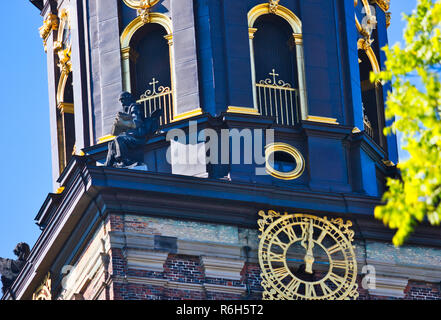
256, 69, 300, 126
362, 104, 374, 139
137, 78, 173, 126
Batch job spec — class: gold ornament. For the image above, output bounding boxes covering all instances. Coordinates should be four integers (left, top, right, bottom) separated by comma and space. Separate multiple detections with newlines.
258, 211, 358, 300
39, 14, 59, 52
372, 0, 390, 12
268, 0, 280, 14
122, 0, 160, 24
32, 273, 52, 300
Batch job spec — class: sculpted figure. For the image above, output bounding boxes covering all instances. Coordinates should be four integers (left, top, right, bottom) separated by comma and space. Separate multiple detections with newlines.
105, 92, 162, 168
0, 243, 30, 294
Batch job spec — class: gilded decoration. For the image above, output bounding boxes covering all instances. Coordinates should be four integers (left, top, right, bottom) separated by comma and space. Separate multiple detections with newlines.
265, 143, 305, 180
55, 9, 72, 75
373, 0, 390, 12
32, 273, 52, 300
39, 13, 59, 52
356, 0, 382, 85
258, 210, 358, 300
268, 0, 280, 14
385, 11, 391, 28
306, 115, 339, 125
248, 3, 308, 120
122, 0, 160, 24
120, 13, 204, 122
355, 0, 377, 43
255, 70, 300, 126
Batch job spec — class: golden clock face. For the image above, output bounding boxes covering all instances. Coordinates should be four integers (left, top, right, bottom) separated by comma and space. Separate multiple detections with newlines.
258, 211, 358, 300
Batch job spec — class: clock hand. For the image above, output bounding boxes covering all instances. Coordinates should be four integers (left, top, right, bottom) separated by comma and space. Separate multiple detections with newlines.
303, 220, 315, 274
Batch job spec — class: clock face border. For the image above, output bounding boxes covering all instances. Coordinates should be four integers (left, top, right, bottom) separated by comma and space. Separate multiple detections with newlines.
258, 211, 359, 300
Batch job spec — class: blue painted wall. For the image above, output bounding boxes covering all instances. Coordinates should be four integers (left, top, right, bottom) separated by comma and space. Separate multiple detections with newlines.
63, 0, 398, 199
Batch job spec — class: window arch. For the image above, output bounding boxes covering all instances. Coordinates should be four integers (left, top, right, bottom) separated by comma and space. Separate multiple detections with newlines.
355, 0, 387, 148
121, 14, 175, 125
55, 9, 76, 173
357, 39, 386, 148
247, 3, 308, 124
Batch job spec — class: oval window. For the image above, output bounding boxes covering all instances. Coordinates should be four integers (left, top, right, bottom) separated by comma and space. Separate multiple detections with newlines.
265, 143, 305, 180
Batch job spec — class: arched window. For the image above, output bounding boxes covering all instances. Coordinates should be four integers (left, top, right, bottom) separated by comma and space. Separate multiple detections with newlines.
253, 15, 298, 94
121, 14, 174, 125
55, 9, 76, 173
356, 0, 386, 148
248, 4, 308, 126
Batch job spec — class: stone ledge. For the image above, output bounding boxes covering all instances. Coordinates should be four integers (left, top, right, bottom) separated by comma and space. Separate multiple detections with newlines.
201, 256, 245, 281
368, 275, 409, 298
126, 249, 169, 273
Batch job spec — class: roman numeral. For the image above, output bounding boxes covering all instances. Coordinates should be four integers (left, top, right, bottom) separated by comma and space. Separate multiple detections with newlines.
319, 282, 332, 296
331, 260, 347, 270
286, 278, 301, 294
284, 226, 298, 242
300, 220, 309, 238
272, 267, 290, 280
305, 283, 317, 298
317, 229, 327, 244
328, 273, 345, 287
268, 251, 285, 263
272, 237, 289, 251
327, 243, 341, 255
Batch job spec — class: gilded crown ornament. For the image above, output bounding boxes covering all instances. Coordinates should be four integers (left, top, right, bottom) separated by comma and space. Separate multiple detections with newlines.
258, 210, 358, 300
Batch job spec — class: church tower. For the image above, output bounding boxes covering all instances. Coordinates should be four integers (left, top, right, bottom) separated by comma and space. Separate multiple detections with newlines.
3, 0, 441, 300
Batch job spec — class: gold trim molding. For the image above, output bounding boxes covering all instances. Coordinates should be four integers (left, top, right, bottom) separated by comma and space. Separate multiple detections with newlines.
306, 115, 339, 125
57, 71, 72, 104
57, 102, 75, 115
248, 3, 302, 34
227, 106, 260, 115
382, 159, 396, 167
121, 13, 173, 49
172, 108, 203, 122
98, 135, 116, 144
265, 143, 305, 180
293, 33, 303, 45
248, 27, 258, 40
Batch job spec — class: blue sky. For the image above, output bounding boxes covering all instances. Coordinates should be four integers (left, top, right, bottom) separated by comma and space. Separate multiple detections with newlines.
0, 1, 418, 260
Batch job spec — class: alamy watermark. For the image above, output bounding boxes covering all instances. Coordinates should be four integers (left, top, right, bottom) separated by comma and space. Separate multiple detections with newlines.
165, 121, 275, 175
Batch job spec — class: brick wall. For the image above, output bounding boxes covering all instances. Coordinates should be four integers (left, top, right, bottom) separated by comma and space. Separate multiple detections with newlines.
76, 214, 440, 300
404, 281, 441, 300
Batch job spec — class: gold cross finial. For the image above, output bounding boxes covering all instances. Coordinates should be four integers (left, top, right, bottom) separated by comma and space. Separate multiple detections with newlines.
269, 69, 279, 85
149, 77, 159, 93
